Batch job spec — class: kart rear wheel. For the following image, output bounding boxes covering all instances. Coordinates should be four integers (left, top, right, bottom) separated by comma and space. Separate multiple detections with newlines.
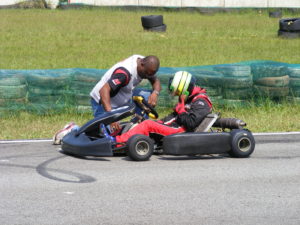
127, 135, 154, 161
229, 129, 255, 158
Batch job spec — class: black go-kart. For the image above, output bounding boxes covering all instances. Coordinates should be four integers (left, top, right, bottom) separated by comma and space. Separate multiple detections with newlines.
61, 96, 255, 161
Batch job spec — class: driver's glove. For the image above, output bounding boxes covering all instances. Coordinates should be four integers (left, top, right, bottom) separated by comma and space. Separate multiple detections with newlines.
174, 97, 187, 115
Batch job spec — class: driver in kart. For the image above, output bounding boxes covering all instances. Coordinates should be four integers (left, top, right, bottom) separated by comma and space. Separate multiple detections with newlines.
101, 71, 213, 143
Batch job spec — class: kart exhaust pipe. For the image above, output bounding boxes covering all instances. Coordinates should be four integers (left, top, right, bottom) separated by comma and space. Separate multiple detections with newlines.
214, 118, 246, 129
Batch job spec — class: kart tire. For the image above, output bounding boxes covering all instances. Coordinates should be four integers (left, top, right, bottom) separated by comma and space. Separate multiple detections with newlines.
0, 84, 27, 99
222, 76, 253, 89
0, 75, 26, 86
221, 99, 249, 108
141, 15, 163, 28
201, 86, 221, 96
127, 135, 154, 161
254, 85, 289, 98
289, 78, 300, 88
229, 129, 255, 158
26, 74, 70, 88
222, 88, 252, 100
213, 65, 251, 77
288, 67, 300, 78
251, 63, 288, 81
290, 87, 300, 97
255, 75, 289, 87
194, 71, 224, 87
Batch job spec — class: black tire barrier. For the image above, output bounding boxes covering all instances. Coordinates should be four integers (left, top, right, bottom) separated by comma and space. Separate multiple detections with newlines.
222, 88, 252, 100
141, 15, 163, 28
28, 95, 67, 104
219, 99, 249, 108
0, 98, 26, 107
290, 87, 300, 97
289, 78, 300, 88
269, 11, 282, 18
76, 94, 91, 106
0, 75, 26, 86
214, 65, 251, 77
201, 86, 222, 96
251, 63, 288, 81
278, 30, 300, 39
28, 87, 69, 97
144, 24, 167, 32
254, 85, 289, 98
194, 71, 224, 87
222, 76, 253, 89
288, 67, 300, 78
279, 18, 300, 32
26, 74, 70, 88
0, 84, 27, 99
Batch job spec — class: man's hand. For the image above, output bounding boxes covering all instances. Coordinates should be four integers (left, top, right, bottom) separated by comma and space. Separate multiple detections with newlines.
148, 91, 159, 107
110, 122, 121, 133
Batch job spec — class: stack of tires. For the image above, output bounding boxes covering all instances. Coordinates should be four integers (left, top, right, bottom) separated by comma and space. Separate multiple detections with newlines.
213, 65, 253, 107
278, 18, 300, 39
193, 70, 223, 105
71, 70, 103, 113
27, 74, 71, 114
141, 15, 167, 32
269, 11, 282, 18
137, 74, 177, 109
251, 63, 289, 99
288, 66, 300, 103
0, 74, 27, 115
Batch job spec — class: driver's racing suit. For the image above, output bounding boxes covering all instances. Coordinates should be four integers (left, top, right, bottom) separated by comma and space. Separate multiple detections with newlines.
115, 86, 212, 143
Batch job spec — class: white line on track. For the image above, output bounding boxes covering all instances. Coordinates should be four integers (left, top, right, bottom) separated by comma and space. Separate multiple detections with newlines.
0, 139, 52, 144
254, 132, 300, 136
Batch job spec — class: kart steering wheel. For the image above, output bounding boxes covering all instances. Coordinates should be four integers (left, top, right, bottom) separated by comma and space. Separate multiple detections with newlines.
132, 96, 159, 120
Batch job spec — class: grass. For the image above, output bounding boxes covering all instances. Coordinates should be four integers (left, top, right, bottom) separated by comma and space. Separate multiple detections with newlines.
0, 8, 300, 139
0, 8, 300, 69
0, 99, 300, 139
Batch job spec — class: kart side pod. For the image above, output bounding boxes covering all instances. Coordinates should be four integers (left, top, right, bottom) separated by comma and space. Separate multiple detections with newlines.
163, 132, 232, 155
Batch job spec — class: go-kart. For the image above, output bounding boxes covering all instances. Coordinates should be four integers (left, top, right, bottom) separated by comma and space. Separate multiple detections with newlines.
61, 96, 255, 161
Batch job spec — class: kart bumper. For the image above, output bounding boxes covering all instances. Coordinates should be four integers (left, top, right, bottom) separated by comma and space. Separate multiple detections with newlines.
61, 130, 113, 157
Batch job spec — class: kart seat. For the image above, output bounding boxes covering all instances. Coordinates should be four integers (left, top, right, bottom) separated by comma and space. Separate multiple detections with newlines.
194, 113, 219, 132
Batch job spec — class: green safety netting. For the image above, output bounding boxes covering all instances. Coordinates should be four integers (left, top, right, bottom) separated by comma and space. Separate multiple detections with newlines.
1, 60, 300, 115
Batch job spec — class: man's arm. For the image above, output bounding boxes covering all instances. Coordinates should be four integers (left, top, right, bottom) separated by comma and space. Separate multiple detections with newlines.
100, 67, 131, 111
99, 83, 112, 111
148, 76, 161, 106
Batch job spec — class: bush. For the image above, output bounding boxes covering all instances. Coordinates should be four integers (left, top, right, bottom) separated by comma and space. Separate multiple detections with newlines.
16, 0, 47, 9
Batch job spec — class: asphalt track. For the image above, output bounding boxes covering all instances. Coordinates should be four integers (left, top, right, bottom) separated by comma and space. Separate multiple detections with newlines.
0, 133, 300, 225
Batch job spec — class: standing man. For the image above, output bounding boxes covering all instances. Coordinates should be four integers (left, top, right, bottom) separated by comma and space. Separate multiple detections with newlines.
90, 55, 161, 132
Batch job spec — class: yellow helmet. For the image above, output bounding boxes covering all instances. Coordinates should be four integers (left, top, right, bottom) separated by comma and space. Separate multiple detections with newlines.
168, 71, 195, 96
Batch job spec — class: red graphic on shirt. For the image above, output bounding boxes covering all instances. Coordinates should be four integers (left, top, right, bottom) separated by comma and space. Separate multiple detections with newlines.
112, 79, 121, 85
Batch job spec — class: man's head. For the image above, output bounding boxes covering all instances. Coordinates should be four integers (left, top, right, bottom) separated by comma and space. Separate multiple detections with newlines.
137, 55, 160, 79
168, 71, 196, 97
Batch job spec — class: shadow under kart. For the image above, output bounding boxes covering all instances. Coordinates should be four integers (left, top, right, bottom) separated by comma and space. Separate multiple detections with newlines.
61, 96, 255, 161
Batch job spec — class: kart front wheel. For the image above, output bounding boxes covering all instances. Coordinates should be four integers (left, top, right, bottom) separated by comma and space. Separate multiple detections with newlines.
127, 135, 154, 161
229, 129, 255, 158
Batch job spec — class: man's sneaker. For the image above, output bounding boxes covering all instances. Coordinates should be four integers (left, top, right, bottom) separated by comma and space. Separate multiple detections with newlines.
52, 122, 79, 145
100, 124, 116, 142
